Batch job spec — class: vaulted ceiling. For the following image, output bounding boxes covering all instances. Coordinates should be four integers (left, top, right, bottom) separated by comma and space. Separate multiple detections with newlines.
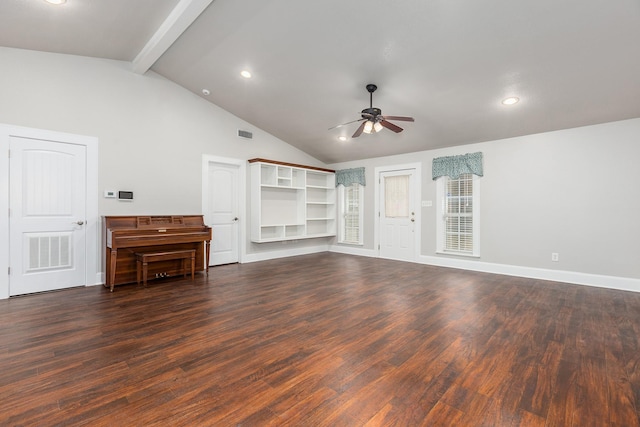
2, 0, 639, 163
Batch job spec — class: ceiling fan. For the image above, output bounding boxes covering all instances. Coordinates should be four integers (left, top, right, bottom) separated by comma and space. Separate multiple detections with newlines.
330, 84, 414, 138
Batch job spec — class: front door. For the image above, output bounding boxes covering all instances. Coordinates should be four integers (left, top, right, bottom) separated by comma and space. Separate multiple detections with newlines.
9, 137, 87, 296
206, 161, 239, 265
379, 168, 417, 262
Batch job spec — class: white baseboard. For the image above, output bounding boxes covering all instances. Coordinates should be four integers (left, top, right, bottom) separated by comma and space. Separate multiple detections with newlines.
327, 245, 640, 293
328, 244, 377, 258
416, 255, 640, 293
243, 244, 330, 264
90, 272, 104, 287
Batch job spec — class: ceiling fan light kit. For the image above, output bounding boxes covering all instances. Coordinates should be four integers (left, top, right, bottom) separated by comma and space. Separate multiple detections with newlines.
330, 84, 414, 139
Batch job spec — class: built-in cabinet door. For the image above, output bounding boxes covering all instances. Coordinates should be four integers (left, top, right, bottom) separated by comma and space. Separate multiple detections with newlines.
9, 137, 87, 296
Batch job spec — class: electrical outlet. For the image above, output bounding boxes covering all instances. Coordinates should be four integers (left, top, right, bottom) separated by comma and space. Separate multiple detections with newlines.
551, 253, 559, 262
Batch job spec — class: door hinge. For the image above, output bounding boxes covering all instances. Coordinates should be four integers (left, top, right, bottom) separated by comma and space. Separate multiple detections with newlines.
7, 267, 10, 275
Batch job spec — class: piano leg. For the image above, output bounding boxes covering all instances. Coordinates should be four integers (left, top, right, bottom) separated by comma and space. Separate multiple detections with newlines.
205, 240, 211, 274
110, 248, 118, 292
191, 252, 195, 281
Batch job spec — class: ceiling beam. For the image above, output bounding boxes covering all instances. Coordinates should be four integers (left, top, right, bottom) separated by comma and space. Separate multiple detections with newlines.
132, 0, 214, 74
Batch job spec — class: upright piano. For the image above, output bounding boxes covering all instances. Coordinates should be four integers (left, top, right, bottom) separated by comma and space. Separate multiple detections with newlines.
104, 215, 212, 291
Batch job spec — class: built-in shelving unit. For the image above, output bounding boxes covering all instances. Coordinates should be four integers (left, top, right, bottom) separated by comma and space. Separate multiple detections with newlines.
250, 158, 336, 243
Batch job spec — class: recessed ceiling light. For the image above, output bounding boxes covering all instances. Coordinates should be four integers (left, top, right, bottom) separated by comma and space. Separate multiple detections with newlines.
240, 70, 252, 79
502, 97, 520, 106
202, 89, 211, 96
338, 136, 347, 142
44, 0, 67, 4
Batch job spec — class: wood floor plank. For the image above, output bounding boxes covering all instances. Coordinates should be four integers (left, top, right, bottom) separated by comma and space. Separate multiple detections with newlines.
544, 358, 580, 427
571, 356, 610, 427
606, 347, 640, 427
0, 253, 638, 425
420, 401, 465, 426
519, 340, 564, 418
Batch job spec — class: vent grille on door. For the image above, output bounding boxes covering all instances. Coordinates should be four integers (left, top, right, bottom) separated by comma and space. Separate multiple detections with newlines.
27, 233, 72, 272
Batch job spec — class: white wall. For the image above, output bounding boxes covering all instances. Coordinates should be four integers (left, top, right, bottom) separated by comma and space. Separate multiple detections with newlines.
2, 47, 638, 293
0, 47, 332, 285
329, 118, 640, 290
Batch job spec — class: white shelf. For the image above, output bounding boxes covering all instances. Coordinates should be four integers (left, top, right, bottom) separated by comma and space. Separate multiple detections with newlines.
250, 160, 336, 243
261, 184, 305, 190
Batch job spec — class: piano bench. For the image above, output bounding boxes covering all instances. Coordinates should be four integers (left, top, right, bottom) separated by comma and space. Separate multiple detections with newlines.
135, 249, 196, 287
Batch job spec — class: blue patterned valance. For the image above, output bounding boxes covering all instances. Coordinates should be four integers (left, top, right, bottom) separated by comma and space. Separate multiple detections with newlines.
336, 167, 366, 187
432, 152, 483, 180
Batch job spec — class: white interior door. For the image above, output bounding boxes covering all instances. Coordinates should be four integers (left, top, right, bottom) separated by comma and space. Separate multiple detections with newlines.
379, 169, 417, 261
9, 137, 87, 296
206, 162, 239, 265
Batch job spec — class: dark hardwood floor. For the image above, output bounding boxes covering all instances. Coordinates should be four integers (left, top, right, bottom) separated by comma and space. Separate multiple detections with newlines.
1, 253, 639, 426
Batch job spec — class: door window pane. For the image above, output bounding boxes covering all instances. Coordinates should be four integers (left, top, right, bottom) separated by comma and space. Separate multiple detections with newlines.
384, 175, 410, 218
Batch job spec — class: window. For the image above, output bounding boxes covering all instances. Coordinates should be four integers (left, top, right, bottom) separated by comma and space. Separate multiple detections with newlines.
339, 183, 363, 245
436, 173, 480, 256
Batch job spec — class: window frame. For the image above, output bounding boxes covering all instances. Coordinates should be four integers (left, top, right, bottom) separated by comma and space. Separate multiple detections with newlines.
436, 173, 480, 257
338, 182, 364, 245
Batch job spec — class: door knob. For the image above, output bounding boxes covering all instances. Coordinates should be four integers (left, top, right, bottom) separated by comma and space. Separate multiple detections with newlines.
233, 217, 239, 221
75, 221, 85, 225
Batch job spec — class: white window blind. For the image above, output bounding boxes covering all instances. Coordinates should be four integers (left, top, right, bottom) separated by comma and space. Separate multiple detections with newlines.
340, 183, 363, 244
444, 174, 473, 253
437, 173, 479, 256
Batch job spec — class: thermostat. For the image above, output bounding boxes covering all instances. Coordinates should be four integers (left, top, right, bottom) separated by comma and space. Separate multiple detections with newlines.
118, 191, 134, 201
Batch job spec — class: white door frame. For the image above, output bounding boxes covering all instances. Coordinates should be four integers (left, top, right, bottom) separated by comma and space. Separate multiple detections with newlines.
201, 155, 246, 264
0, 124, 99, 299
374, 162, 422, 261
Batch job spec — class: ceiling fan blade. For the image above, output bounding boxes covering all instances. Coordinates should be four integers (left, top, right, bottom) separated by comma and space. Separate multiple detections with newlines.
380, 120, 404, 133
328, 118, 365, 130
382, 115, 414, 122
352, 121, 367, 138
